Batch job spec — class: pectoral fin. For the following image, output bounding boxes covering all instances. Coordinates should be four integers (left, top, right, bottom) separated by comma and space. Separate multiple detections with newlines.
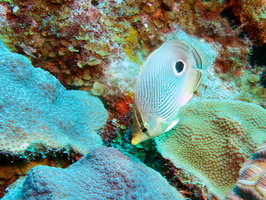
180, 69, 203, 107
165, 119, 179, 132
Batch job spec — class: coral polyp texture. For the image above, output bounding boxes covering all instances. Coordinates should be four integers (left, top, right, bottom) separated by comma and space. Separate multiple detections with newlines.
3, 147, 184, 200
227, 140, 266, 200
155, 99, 266, 199
0, 41, 107, 155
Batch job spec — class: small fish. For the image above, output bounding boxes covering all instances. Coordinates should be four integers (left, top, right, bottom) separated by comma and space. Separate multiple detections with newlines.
131, 40, 205, 145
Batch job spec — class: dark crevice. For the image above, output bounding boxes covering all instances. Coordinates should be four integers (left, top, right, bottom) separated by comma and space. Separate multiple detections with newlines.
250, 44, 266, 88
161, 3, 171, 11
250, 44, 266, 67
220, 7, 240, 28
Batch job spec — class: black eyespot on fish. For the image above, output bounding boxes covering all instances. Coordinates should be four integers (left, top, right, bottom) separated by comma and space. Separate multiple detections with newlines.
142, 127, 148, 133
175, 61, 184, 73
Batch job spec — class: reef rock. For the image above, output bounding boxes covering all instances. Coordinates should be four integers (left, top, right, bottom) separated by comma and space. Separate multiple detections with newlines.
0, 41, 107, 155
226, 140, 266, 200
3, 147, 184, 200
229, 0, 266, 44
155, 99, 266, 199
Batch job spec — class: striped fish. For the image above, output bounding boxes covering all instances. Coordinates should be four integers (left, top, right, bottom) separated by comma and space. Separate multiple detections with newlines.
131, 41, 205, 145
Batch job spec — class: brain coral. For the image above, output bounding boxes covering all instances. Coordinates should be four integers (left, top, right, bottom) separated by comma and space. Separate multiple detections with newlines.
155, 99, 266, 199
0, 41, 107, 155
227, 140, 266, 200
3, 147, 184, 200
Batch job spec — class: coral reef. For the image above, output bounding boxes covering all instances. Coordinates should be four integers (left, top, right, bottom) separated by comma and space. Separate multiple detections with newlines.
0, 0, 265, 199
0, 41, 108, 197
143, 0, 251, 75
0, 154, 80, 198
155, 99, 266, 199
226, 140, 266, 200
0, 0, 264, 95
229, 0, 266, 44
162, 160, 219, 200
0, 0, 142, 94
0, 41, 107, 155
3, 147, 184, 200
0, 0, 265, 139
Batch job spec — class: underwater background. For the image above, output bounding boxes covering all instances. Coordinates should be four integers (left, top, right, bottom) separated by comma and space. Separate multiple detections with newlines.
0, 0, 265, 199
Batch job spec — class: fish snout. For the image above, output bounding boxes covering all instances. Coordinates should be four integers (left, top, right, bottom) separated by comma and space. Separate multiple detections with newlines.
131, 116, 163, 145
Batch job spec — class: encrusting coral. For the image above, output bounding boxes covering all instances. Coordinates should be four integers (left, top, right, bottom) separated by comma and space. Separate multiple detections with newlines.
0, 0, 264, 96
226, 140, 266, 200
0, 41, 107, 155
229, 0, 266, 44
155, 99, 266, 199
3, 147, 184, 200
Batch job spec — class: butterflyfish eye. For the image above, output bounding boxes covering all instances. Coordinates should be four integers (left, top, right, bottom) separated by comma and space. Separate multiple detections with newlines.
175, 61, 184, 73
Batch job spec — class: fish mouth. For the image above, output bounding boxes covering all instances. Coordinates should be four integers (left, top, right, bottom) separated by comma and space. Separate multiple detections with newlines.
131, 133, 149, 145
131, 107, 164, 145
131, 119, 165, 145
131, 104, 150, 145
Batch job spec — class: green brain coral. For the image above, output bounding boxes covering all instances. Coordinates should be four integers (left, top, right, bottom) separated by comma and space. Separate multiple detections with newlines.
155, 99, 266, 198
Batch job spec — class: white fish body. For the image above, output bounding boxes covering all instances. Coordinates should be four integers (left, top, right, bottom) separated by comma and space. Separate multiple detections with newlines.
131, 41, 205, 145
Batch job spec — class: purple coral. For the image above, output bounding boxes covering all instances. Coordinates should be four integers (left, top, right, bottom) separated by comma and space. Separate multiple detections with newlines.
3, 147, 183, 199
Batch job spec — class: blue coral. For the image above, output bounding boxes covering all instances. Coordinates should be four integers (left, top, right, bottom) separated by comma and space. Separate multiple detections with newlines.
3, 147, 184, 200
0, 41, 107, 155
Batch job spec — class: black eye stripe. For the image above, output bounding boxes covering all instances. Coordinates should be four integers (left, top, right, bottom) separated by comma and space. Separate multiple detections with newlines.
175, 61, 184, 73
